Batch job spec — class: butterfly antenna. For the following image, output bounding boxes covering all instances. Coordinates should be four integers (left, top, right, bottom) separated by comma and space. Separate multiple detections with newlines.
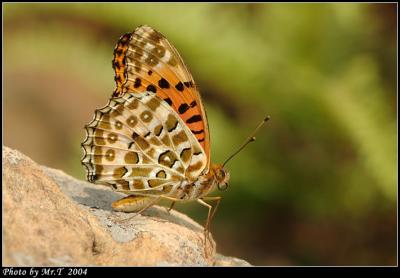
222, 115, 270, 167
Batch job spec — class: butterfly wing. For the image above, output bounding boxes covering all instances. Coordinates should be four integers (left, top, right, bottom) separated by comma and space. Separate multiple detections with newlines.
81, 92, 208, 195
112, 25, 211, 168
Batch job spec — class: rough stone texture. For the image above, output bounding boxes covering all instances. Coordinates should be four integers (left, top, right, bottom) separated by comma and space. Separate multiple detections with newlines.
2, 146, 251, 266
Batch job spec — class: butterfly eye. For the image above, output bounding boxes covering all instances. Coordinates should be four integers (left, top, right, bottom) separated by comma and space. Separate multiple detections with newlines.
216, 169, 225, 181
218, 183, 228, 191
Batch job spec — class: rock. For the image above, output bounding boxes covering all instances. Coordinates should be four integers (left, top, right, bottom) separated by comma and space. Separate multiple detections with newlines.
213, 254, 252, 267
2, 146, 251, 266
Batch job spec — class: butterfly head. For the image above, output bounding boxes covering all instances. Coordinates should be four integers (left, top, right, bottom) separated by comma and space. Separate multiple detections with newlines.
212, 164, 230, 191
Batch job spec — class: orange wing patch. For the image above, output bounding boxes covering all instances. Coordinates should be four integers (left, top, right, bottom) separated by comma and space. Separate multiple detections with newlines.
112, 33, 131, 96
111, 25, 210, 167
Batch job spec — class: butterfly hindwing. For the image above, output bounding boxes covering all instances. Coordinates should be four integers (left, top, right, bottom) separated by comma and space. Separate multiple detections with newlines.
81, 92, 208, 194
111, 25, 211, 167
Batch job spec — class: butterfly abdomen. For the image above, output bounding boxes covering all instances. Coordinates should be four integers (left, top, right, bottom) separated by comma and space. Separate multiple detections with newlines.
112, 194, 153, 212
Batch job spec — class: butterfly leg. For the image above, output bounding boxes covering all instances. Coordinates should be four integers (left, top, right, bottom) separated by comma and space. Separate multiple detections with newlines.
202, 196, 222, 232
197, 199, 212, 250
197, 196, 222, 256
166, 201, 176, 214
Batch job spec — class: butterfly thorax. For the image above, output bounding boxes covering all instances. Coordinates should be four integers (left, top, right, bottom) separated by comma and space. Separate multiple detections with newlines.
174, 164, 230, 201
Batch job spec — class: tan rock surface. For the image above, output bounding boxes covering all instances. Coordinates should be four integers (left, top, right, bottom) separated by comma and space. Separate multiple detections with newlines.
2, 146, 251, 266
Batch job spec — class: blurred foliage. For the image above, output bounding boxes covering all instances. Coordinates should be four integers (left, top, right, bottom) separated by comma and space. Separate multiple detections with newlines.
3, 3, 397, 265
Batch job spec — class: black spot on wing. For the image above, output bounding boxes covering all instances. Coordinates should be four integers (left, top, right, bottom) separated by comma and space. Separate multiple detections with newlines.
190, 100, 197, 107
132, 132, 140, 140
175, 82, 184, 92
178, 103, 190, 114
134, 78, 141, 88
184, 81, 194, 88
147, 84, 157, 93
186, 115, 202, 124
158, 78, 170, 89
191, 129, 204, 135
164, 98, 173, 106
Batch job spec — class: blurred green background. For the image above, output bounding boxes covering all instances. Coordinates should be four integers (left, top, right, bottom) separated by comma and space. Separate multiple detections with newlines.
3, 3, 397, 265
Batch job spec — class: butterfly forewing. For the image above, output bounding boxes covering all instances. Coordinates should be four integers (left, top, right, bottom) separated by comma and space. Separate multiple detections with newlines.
81, 92, 208, 195
111, 25, 210, 167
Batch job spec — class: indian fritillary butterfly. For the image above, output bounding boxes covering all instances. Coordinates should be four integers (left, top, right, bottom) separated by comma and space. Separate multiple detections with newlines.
81, 25, 269, 252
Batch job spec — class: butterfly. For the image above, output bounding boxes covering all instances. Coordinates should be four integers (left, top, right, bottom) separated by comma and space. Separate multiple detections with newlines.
81, 25, 268, 252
